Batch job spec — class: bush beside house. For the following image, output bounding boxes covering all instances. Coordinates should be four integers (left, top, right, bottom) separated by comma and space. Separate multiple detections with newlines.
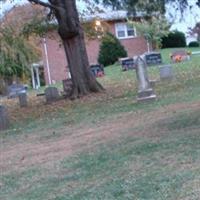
98, 33, 127, 66
188, 41, 200, 47
161, 31, 186, 48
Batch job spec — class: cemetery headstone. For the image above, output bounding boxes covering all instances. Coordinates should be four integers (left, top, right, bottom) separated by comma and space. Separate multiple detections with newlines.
136, 56, 156, 102
159, 65, 173, 80
90, 64, 104, 77
0, 105, 9, 131
45, 87, 60, 103
119, 57, 136, 71
19, 93, 28, 107
7, 83, 27, 99
149, 80, 157, 88
144, 52, 162, 66
62, 79, 73, 97
171, 50, 190, 63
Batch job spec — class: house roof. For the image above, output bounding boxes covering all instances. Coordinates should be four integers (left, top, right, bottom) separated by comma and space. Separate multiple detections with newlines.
83, 10, 128, 22
83, 10, 145, 22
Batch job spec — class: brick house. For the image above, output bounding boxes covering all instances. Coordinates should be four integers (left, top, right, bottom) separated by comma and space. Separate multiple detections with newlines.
38, 11, 149, 86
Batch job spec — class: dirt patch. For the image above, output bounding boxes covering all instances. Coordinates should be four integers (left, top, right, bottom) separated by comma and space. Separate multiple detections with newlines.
1, 101, 200, 175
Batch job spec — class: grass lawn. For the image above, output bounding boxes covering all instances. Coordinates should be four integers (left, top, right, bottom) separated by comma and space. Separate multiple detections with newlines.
0, 47, 200, 200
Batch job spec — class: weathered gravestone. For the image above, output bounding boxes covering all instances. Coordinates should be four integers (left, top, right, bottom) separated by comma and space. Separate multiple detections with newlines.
45, 87, 60, 103
144, 52, 162, 66
119, 57, 136, 71
171, 50, 190, 63
0, 105, 9, 131
90, 64, 104, 77
136, 56, 156, 102
7, 84, 27, 99
62, 79, 73, 97
159, 65, 173, 80
19, 93, 28, 107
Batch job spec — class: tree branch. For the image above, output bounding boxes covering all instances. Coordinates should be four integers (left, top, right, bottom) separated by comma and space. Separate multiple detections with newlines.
28, 0, 58, 10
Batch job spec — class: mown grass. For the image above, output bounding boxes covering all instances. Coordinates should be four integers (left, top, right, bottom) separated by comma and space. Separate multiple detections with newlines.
1, 109, 200, 200
60, 126, 200, 200
1, 47, 200, 200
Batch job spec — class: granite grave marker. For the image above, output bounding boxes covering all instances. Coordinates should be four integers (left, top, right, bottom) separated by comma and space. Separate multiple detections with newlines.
45, 87, 60, 103
19, 93, 28, 107
62, 79, 73, 97
7, 83, 27, 99
120, 57, 136, 71
144, 52, 162, 66
90, 64, 104, 77
159, 65, 173, 80
0, 105, 9, 131
136, 56, 156, 102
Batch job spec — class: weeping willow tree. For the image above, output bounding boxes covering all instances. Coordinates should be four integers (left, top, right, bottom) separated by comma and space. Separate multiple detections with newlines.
0, 25, 38, 94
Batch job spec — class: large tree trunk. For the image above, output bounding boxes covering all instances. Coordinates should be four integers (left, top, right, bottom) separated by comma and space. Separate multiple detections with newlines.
50, 0, 104, 98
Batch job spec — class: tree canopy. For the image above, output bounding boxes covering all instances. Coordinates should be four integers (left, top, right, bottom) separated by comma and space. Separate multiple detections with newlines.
129, 16, 170, 50
189, 22, 200, 42
95, 0, 200, 15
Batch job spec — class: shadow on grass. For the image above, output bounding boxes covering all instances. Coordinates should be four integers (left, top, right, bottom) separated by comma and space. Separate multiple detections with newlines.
156, 110, 200, 131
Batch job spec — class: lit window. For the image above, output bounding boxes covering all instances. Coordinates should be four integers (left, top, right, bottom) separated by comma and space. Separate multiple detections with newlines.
115, 23, 136, 39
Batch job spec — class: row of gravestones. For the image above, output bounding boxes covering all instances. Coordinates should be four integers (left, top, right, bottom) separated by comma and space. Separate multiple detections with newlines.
0, 85, 68, 131
6, 84, 68, 107
120, 51, 179, 103
120, 49, 190, 71
120, 52, 173, 80
120, 52, 162, 71
121, 49, 192, 80
1, 53, 168, 130
2, 50, 185, 130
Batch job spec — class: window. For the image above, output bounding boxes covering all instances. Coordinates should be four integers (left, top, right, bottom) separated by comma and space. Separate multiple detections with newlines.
115, 23, 136, 39
127, 24, 135, 36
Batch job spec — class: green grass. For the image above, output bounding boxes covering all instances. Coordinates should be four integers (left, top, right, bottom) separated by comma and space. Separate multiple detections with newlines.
1, 47, 200, 200
157, 110, 200, 130
1, 110, 200, 200
60, 127, 200, 200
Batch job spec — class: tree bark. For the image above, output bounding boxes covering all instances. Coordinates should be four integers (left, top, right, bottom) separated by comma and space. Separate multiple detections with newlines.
0, 78, 7, 95
50, 0, 104, 98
